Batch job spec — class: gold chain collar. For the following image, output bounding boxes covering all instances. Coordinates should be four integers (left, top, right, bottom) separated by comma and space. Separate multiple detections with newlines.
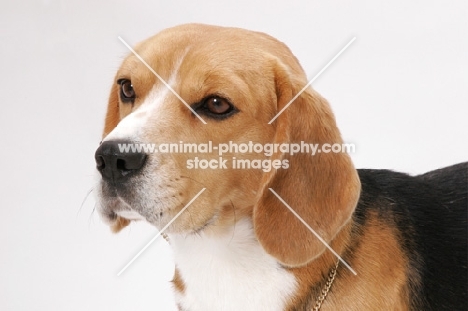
161, 232, 170, 243
161, 233, 339, 311
312, 260, 339, 310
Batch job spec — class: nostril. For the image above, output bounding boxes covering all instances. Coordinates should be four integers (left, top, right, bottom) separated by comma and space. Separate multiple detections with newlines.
116, 158, 126, 170
96, 155, 105, 170
115, 158, 135, 177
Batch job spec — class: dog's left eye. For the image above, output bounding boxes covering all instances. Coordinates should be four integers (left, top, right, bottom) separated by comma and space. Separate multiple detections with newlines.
198, 96, 236, 119
117, 79, 135, 102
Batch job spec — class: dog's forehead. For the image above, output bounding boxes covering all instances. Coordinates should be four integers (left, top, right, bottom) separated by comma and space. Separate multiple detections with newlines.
115, 26, 288, 104
106, 24, 308, 140
121, 24, 295, 74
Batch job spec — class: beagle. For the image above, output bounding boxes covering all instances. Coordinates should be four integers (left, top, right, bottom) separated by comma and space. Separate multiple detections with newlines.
94, 24, 467, 310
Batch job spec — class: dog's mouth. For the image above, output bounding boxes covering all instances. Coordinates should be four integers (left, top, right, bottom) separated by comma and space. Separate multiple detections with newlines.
99, 190, 222, 235
98, 196, 146, 232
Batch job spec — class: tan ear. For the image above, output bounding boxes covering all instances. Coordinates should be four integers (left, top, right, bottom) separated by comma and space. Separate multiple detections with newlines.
253, 61, 361, 267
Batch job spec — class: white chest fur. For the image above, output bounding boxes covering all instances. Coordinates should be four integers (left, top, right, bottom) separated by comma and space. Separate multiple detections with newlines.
170, 219, 297, 311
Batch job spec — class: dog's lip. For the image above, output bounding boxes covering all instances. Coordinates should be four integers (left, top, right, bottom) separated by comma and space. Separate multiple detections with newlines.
115, 209, 146, 221
99, 197, 144, 223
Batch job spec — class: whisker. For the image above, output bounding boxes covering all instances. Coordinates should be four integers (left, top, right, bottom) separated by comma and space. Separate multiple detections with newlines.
88, 202, 97, 229
78, 187, 95, 217
185, 204, 196, 233
228, 199, 237, 246
179, 175, 210, 233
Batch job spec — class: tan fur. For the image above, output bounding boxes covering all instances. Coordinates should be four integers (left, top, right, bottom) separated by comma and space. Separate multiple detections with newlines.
330, 214, 409, 310
103, 82, 120, 138
110, 215, 130, 233
172, 268, 185, 294
285, 212, 410, 310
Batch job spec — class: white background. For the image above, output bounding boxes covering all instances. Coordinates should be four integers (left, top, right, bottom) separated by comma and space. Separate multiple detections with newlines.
1, 1, 467, 310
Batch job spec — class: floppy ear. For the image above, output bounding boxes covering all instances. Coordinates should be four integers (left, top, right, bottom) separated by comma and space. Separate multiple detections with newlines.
253, 61, 361, 267
101, 81, 131, 233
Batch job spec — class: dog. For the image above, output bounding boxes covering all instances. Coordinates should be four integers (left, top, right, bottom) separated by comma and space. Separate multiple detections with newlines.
94, 24, 467, 310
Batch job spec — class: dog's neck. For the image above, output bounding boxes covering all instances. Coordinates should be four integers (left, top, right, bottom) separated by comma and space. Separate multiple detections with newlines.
168, 218, 297, 311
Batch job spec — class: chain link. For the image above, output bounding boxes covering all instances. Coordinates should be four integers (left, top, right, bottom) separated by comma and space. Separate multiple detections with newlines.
312, 261, 339, 311
161, 232, 170, 243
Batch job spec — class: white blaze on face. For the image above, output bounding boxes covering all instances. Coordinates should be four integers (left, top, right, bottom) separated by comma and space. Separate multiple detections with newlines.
104, 57, 185, 142
96, 59, 189, 227
104, 84, 171, 142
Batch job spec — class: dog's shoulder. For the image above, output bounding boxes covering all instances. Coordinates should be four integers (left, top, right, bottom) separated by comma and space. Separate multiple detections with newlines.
354, 163, 467, 310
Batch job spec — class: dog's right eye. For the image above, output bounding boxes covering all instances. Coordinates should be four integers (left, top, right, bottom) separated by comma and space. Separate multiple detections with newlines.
194, 95, 238, 120
204, 96, 232, 115
117, 79, 135, 102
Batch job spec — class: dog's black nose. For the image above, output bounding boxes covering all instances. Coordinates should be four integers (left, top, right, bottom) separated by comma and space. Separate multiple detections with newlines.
95, 140, 147, 183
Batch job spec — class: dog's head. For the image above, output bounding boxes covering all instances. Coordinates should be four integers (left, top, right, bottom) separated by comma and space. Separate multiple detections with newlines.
95, 24, 360, 267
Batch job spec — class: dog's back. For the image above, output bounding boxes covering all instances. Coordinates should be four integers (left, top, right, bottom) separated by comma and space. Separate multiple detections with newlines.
416, 162, 467, 309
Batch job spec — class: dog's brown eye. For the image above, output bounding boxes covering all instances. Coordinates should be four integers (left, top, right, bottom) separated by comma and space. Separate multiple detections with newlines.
192, 95, 238, 120
203, 96, 233, 115
118, 79, 135, 102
